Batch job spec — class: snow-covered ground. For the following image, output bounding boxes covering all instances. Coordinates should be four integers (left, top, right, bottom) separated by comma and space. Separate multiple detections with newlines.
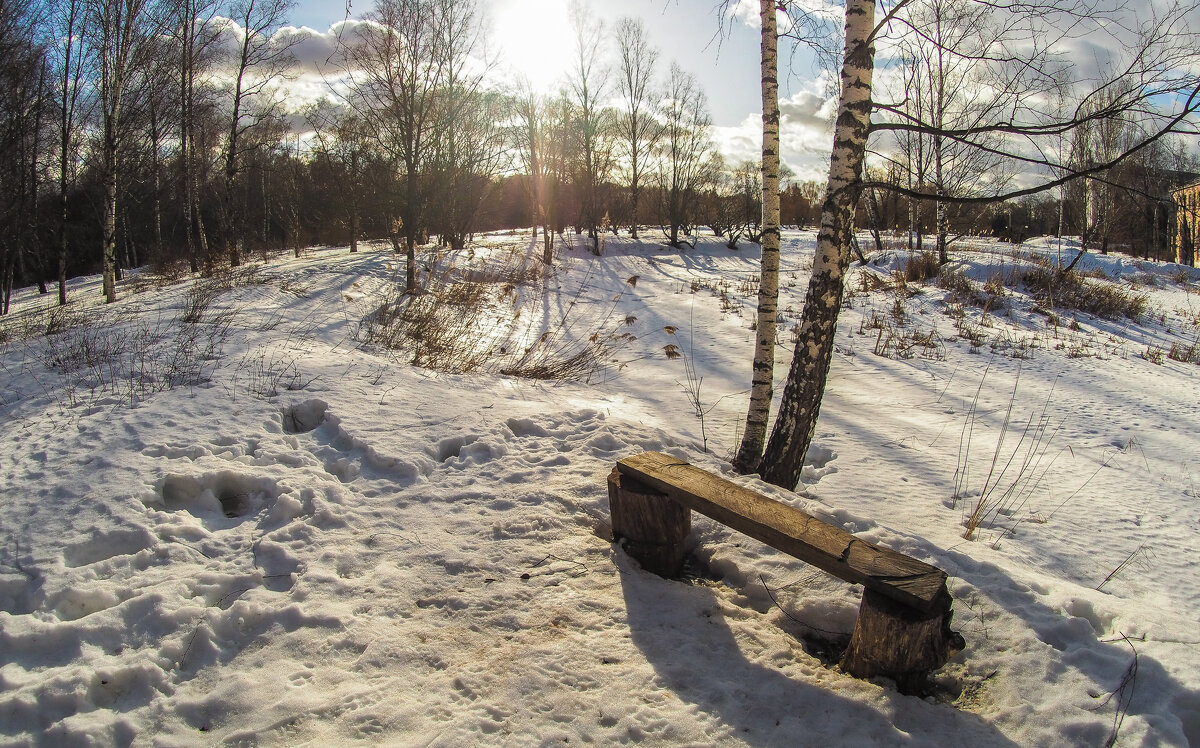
1, 231, 1198, 746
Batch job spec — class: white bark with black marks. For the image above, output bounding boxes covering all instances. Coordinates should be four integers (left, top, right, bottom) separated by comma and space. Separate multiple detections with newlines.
733, 0, 780, 474
761, 0, 876, 490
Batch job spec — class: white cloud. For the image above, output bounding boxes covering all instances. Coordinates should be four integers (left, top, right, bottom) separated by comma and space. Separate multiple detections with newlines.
713, 84, 837, 183
722, 0, 758, 28
728, 0, 843, 33
271, 20, 380, 76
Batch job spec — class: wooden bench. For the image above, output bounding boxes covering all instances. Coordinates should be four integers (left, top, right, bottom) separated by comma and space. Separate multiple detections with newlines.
608, 451, 963, 686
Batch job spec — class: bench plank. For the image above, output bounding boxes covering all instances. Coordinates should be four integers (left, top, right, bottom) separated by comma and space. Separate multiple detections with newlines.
616, 451, 947, 613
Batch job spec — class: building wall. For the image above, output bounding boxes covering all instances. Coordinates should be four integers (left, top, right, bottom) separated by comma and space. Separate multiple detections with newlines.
1172, 184, 1200, 266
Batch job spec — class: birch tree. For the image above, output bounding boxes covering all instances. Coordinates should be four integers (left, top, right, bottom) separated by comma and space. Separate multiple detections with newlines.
217, 0, 295, 267
86, 0, 179, 303
758, 0, 875, 488
656, 63, 716, 248
614, 16, 658, 240
752, 0, 1200, 489
733, 0, 781, 474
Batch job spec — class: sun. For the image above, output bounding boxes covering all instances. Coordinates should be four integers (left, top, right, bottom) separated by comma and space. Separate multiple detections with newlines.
492, 0, 575, 94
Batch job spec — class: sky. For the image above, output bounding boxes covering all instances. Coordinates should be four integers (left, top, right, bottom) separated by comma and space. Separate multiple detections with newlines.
251, 0, 1200, 191
281, 0, 837, 181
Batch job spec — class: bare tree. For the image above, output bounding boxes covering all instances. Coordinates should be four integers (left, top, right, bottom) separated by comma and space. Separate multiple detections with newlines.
897, 0, 1013, 262
130, 32, 175, 263
346, 0, 488, 290
893, 41, 929, 251
566, 0, 612, 254
307, 98, 372, 253
0, 0, 48, 312
424, 0, 502, 251
217, 0, 296, 267
512, 81, 553, 262
430, 88, 508, 249
48, 0, 91, 305
174, 0, 220, 270
656, 63, 716, 249
614, 16, 658, 240
541, 94, 573, 240
85, 0, 179, 303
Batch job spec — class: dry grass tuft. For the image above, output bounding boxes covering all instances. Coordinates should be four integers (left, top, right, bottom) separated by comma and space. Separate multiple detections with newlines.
1022, 266, 1147, 321
903, 251, 941, 283
358, 244, 627, 382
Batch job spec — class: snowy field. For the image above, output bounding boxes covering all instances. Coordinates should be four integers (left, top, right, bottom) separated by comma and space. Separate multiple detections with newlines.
1, 230, 1198, 746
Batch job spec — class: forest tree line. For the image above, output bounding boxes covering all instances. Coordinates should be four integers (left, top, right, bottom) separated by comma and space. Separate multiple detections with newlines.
0, 0, 1193, 314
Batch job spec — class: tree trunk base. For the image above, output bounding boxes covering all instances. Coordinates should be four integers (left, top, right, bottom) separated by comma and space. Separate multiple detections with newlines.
608, 468, 689, 577
840, 587, 964, 692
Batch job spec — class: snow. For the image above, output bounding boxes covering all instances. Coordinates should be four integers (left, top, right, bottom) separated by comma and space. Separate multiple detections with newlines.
1, 231, 1198, 746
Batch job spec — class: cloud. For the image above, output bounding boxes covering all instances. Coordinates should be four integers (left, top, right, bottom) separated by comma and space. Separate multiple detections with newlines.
200, 18, 388, 113
713, 85, 838, 183
204, 17, 380, 78
727, 0, 843, 32
725, 0, 759, 28
271, 20, 379, 76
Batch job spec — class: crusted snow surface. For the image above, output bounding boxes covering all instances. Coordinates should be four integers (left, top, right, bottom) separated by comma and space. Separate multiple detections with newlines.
0, 232, 1197, 746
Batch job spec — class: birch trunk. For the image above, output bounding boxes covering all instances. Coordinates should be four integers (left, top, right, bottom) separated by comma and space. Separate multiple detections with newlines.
760, 0, 876, 490
102, 133, 118, 303
733, 0, 781, 474
935, 134, 947, 262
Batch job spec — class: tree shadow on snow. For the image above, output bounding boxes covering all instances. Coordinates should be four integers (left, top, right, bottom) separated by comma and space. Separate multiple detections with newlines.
939, 547, 1199, 746
616, 554, 1020, 747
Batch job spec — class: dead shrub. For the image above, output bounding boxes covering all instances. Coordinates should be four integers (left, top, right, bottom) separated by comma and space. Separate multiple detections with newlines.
857, 269, 891, 293
938, 267, 984, 307
873, 323, 945, 360
358, 245, 624, 382
1168, 341, 1199, 364
904, 251, 940, 283
984, 273, 1006, 299
30, 304, 230, 408
1022, 267, 1147, 321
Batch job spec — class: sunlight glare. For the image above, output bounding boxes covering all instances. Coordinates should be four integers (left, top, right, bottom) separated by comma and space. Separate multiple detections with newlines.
493, 0, 574, 93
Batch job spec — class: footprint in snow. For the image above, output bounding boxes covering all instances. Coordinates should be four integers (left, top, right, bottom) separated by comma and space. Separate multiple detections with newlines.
432, 435, 506, 466
62, 527, 156, 568
148, 470, 310, 530
800, 445, 839, 483
282, 398, 328, 434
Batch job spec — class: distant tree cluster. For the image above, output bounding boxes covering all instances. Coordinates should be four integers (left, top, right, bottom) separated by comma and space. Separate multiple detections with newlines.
0, 0, 308, 310
0, 0, 788, 311
4, 0, 1195, 315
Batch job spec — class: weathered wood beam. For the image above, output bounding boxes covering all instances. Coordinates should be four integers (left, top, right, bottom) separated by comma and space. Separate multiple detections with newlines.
616, 451, 947, 613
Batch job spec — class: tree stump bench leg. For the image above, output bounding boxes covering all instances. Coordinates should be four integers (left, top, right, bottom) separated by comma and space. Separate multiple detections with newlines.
608, 467, 690, 578
840, 587, 965, 692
